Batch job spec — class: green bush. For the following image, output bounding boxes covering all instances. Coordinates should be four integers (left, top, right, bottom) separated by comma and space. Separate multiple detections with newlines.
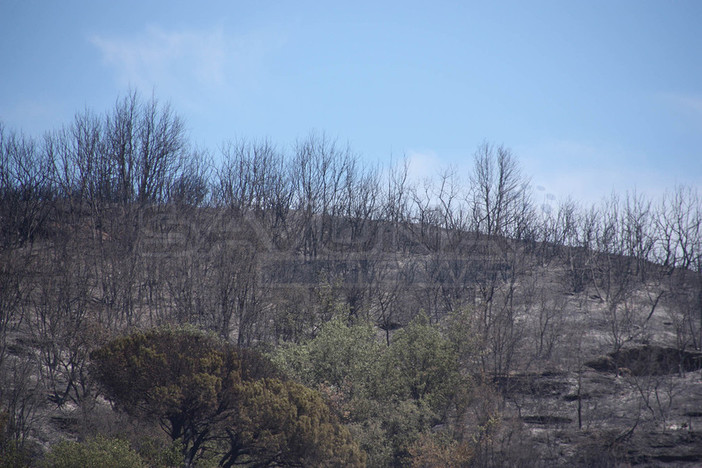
135, 437, 184, 468
271, 313, 472, 467
43, 436, 145, 468
91, 326, 365, 467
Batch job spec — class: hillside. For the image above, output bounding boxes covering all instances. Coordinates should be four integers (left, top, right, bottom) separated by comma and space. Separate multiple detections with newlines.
2, 96, 701, 466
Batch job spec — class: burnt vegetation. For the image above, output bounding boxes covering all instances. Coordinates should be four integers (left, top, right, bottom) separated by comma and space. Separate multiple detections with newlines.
1, 92, 702, 466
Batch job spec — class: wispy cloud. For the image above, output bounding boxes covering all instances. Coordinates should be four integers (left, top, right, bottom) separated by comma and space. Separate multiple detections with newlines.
90, 25, 284, 109
91, 26, 229, 90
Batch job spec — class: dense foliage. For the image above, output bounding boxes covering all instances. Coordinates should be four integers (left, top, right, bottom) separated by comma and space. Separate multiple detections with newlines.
91, 327, 365, 467
43, 436, 147, 468
271, 314, 479, 466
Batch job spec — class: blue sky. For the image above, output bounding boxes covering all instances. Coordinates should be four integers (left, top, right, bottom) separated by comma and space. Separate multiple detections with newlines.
1, 0, 701, 204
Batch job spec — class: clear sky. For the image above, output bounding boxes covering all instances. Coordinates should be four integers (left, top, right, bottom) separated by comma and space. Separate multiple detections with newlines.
1, 0, 701, 204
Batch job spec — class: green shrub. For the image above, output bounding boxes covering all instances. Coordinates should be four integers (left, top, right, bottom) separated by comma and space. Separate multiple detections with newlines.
91, 326, 365, 467
271, 313, 472, 467
43, 436, 145, 468
134, 437, 183, 468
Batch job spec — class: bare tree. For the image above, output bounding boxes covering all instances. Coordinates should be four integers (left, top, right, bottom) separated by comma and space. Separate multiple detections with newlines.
0, 351, 44, 449
466, 143, 535, 377
27, 241, 104, 406
215, 138, 295, 251
0, 124, 55, 249
379, 157, 411, 250
167, 149, 212, 207
288, 133, 356, 258
655, 186, 702, 350
470, 142, 528, 238
102, 91, 186, 208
